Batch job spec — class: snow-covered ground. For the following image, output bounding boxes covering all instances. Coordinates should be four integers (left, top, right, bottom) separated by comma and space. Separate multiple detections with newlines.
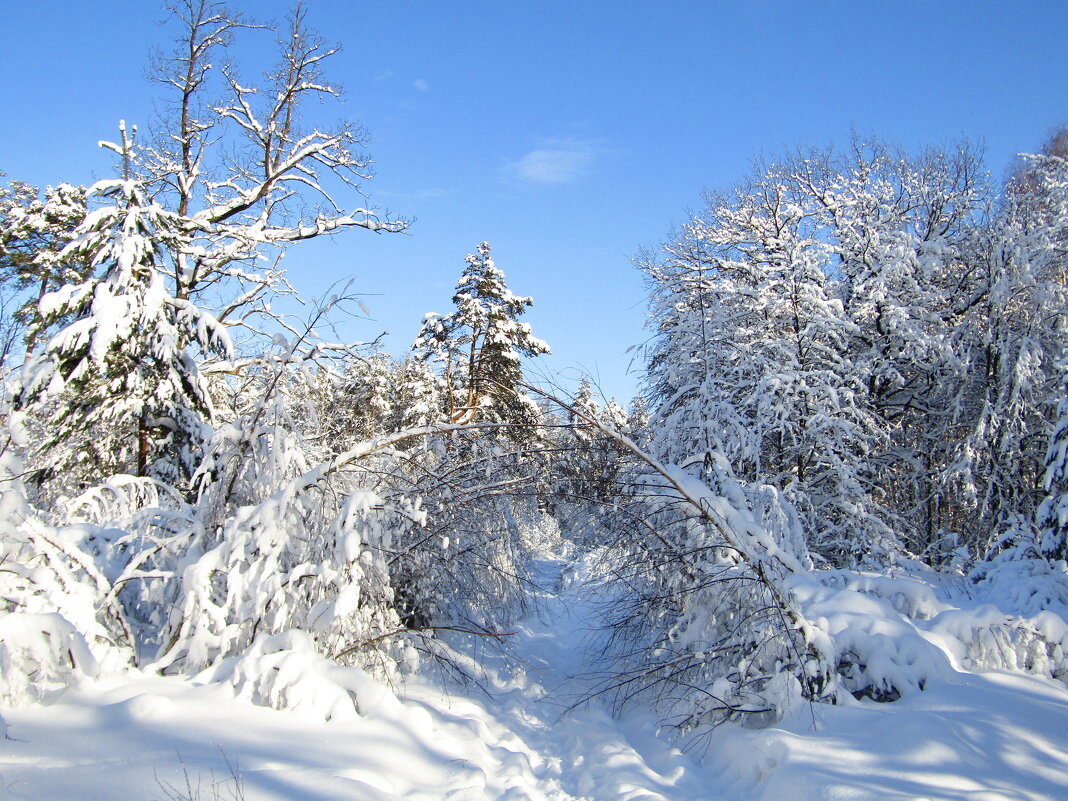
3, 551, 1067, 801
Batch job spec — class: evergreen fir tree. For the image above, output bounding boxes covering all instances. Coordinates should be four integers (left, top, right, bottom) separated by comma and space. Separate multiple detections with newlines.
413, 242, 549, 434
14, 179, 230, 486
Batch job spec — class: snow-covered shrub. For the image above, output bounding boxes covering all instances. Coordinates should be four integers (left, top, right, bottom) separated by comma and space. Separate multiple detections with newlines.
928, 606, 1068, 681
971, 542, 1068, 618
585, 455, 837, 732
379, 429, 543, 636
153, 477, 418, 680
196, 630, 400, 721
819, 571, 950, 621
789, 578, 953, 702
0, 428, 435, 713
0, 612, 102, 706
0, 456, 134, 704
813, 565, 1068, 694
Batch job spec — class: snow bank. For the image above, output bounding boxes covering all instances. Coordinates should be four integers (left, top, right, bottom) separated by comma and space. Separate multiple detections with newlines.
798, 567, 1068, 703
195, 630, 402, 722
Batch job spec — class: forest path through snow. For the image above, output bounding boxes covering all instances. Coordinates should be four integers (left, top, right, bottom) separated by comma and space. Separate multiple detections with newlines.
404, 550, 725, 801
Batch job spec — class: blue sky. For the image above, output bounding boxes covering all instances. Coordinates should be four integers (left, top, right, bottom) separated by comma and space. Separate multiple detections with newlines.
3, 0, 1067, 402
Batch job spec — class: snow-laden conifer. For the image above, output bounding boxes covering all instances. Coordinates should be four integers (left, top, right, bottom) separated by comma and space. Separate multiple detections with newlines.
14, 178, 230, 487
414, 242, 550, 432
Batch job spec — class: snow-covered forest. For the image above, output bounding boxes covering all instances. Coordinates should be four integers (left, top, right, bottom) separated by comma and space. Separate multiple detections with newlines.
2, 3, 1067, 799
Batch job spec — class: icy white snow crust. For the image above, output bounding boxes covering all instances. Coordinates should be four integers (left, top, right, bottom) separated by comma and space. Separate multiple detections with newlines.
3, 539, 1067, 801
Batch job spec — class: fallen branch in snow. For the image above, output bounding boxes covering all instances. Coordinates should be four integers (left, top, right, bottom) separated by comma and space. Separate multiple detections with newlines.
520, 381, 839, 706
334, 625, 517, 661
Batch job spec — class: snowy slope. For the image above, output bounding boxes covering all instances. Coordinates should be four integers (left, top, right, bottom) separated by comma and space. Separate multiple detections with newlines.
2, 550, 1068, 801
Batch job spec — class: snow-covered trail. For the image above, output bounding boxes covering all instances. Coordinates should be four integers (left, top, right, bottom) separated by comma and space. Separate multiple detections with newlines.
3, 547, 1068, 800
414, 552, 1068, 801
402, 553, 723, 801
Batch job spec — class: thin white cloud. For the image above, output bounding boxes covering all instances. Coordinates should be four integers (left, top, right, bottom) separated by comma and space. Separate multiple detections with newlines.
412, 78, 429, 92
504, 138, 607, 185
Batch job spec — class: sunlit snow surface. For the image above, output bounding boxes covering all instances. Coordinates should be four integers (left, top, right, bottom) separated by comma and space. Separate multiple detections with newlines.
3, 552, 1067, 801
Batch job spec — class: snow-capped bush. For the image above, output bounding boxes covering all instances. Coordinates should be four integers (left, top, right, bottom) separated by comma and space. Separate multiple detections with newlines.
808, 564, 1068, 697
0, 457, 134, 704
195, 630, 395, 721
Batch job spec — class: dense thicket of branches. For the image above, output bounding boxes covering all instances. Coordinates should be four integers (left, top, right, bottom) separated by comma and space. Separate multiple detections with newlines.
0, 1, 548, 717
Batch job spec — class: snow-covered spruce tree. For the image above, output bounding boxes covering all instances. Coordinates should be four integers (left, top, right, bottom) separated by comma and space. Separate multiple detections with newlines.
389, 356, 446, 433
13, 177, 230, 489
341, 353, 403, 442
552, 378, 602, 504
414, 242, 550, 433
972, 349, 1068, 615
0, 181, 90, 357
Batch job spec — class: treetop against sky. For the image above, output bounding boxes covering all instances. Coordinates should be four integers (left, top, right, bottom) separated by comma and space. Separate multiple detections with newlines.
3, 0, 1066, 402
